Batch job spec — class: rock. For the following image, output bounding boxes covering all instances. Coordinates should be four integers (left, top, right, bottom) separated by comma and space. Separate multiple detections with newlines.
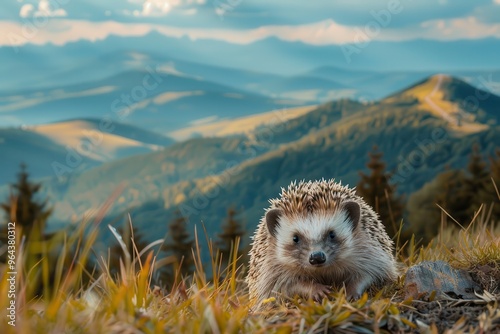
404, 261, 482, 300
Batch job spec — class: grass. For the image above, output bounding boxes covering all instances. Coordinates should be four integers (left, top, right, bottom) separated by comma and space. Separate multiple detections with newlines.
1, 206, 499, 334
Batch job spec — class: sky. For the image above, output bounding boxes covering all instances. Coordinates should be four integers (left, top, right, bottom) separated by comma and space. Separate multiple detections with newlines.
1, 0, 500, 47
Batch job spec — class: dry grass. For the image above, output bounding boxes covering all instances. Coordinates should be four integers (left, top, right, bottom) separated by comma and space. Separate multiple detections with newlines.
1, 206, 499, 333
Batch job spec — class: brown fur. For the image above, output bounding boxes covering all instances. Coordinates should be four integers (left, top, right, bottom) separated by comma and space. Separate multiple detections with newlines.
246, 179, 398, 305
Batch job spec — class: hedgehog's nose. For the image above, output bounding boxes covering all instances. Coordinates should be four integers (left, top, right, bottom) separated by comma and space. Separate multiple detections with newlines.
309, 251, 326, 265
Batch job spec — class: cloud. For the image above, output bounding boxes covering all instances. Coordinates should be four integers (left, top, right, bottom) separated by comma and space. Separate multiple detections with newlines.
19, 4, 35, 18
126, 0, 205, 17
135, 0, 173, 17
0, 20, 151, 47
415, 16, 500, 40
19, 0, 67, 18
1, 16, 500, 48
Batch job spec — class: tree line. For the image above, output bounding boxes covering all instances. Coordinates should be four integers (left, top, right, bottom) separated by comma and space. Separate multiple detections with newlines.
0, 165, 248, 293
356, 144, 500, 245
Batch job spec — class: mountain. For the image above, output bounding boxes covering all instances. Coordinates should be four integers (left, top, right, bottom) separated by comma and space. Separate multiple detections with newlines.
2, 33, 500, 88
3, 37, 500, 132
121, 75, 499, 245
38, 135, 252, 223
385, 74, 499, 133
0, 127, 98, 186
0, 69, 302, 132
0, 46, 352, 108
39, 100, 369, 222
0, 119, 175, 186
0, 51, 355, 138
305, 67, 500, 102
250, 99, 367, 145
32, 118, 175, 162
238, 75, 352, 102
38, 100, 365, 223
107, 53, 352, 103
306, 66, 433, 100
169, 105, 318, 141
2, 33, 500, 98
30, 76, 498, 243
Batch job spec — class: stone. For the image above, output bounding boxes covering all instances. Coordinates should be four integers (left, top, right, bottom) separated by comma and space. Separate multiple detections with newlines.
404, 260, 482, 300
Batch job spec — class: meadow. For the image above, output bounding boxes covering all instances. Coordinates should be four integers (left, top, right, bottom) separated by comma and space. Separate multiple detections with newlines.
1, 201, 499, 334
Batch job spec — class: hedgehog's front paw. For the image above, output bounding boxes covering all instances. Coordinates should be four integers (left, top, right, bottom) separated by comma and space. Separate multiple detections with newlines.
311, 283, 331, 302
345, 283, 364, 301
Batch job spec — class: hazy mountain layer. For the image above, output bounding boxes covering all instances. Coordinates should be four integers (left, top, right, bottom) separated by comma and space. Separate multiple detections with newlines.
0, 119, 174, 186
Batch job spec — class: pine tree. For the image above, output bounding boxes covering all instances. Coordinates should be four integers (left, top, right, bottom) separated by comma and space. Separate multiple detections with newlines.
490, 149, 500, 183
0, 164, 52, 296
408, 168, 468, 242
434, 169, 469, 225
408, 145, 498, 243
0, 163, 52, 240
162, 210, 195, 280
461, 144, 492, 218
357, 146, 404, 237
488, 148, 500, 223
217, 207, 247, 268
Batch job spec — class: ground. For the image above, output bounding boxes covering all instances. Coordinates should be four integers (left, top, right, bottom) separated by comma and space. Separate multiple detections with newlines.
0, 216, 499, 333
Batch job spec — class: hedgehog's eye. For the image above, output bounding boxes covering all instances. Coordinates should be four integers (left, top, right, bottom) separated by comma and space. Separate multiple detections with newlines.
293, 235, 300, 243
329, 231, 336, 240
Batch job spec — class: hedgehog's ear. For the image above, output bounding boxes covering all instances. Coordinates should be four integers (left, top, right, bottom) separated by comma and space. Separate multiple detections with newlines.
342, 201, 360, 230
266, 208, 282, 238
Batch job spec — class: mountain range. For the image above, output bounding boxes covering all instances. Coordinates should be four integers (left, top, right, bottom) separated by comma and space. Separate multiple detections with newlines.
115, 75, 500, 244
2, 33, 500, 133
3, 33, 500, 82
2, 74, 496, 244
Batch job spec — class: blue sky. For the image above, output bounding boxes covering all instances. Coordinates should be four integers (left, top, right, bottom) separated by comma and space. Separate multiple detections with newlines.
1, 0, 500, 47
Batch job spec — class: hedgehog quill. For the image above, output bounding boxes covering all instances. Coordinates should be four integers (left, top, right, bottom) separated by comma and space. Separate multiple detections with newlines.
247, 179, 398, 304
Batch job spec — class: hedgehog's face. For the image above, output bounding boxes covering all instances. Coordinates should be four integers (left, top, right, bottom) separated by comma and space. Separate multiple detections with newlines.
266, 202, 360, 270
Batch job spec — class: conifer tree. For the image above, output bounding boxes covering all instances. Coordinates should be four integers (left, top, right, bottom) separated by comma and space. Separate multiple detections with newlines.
490, 149, 500, 182
162, 210, 195, 279
0, 163, 52, 240
357, 146, 404, 237
0, 164, 52, 296
488, 148, 500, 222
408, 168, 467, 241
217, 207, 247, 267
462, 144, 492, 218
408, 145, 498, 242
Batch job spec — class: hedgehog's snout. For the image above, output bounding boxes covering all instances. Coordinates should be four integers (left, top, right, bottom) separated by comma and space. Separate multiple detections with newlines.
309, 251, 326, 265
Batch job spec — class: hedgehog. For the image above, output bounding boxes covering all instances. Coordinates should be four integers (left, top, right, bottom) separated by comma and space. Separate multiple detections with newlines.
247, 179, 398, 304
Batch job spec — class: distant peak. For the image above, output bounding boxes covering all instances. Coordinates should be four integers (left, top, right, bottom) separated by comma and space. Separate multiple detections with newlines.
37, 118, 100, 127
428, 73, 452, 80
385, 74, 471, 101
423, 74, 462, 85
382, 73, 498, 135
